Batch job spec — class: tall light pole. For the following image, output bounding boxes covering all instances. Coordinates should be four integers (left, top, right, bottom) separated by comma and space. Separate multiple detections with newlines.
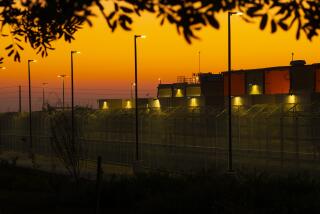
198, 51, 201, 73
71, 51, 80, 148
58, 74, 67, 110
42, 82, 48, 110
28, 59, 36, 154
228, 11, 242, 172
0, 67, 6, 111
18, 85, 22, 113
0, 67, 4, 152
134, 34, 146, 161
131, 82, 136, 100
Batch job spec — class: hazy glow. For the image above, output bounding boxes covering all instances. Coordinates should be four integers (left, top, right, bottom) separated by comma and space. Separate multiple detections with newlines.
125, 100, 132, 109
287, 95, 297, 104
153, 99, 161, 108
249, 84, 262, 95
102, 101, 108, 109
233, 96, 243, 106
175, 89, 184, 97
189, 97, 199, 107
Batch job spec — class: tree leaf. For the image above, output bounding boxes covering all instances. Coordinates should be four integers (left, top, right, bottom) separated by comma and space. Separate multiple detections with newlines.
207, 15, 219, 29
5, 44, 13, 50
260, 14, 268, 30
8, 50, 14, 57
271, 19, 277, 33
278, 22, 288, 31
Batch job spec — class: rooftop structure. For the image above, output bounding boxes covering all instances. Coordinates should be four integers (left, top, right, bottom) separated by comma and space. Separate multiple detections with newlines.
98, 60, 320, 110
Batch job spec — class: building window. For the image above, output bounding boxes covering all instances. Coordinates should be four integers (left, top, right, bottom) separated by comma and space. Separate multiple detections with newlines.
158, 88, 172, 98
186, 86, 201, 97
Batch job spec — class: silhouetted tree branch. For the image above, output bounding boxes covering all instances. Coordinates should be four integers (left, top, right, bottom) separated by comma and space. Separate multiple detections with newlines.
50, 111, 86, 183
0, 0, 319, 63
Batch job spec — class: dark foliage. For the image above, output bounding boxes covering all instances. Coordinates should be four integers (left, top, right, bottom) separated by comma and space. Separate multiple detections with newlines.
0, 1, 319, 63
1, 164, 320, 214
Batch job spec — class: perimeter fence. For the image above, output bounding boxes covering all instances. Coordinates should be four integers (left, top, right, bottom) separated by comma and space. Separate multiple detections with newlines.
0, 103, 320, 174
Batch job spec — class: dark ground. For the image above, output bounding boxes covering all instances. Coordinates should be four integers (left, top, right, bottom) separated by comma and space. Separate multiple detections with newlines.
0, 163, 319, 214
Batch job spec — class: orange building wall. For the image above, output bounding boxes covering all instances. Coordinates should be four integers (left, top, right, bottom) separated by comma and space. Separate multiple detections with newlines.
224, 73, 245, 96
265, 70, 290, 94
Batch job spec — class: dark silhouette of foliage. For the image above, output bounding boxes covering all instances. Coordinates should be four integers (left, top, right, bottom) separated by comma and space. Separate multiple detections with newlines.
0, 0, 320, 62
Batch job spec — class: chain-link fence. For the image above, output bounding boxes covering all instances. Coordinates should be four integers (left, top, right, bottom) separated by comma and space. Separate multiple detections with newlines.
0, 103, 320, 174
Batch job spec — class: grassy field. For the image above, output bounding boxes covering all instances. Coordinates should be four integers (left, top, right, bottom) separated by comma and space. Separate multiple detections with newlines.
0, 164, 319, 214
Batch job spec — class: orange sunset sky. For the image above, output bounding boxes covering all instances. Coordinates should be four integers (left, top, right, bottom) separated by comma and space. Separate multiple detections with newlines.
0, 8, 319, 111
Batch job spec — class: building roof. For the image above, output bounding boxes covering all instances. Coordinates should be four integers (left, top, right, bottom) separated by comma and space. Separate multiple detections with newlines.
220, 63, 320, 75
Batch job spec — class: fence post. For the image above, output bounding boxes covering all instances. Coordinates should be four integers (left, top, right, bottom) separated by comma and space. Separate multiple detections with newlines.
95, 156, 103, 214
295, 116, 300, 168
280, 116, 284, 168
265, 117, 269, 168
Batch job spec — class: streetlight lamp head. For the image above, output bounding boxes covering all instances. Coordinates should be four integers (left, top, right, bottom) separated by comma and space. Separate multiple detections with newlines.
58, 74, 67, 78
28, 59, 36, 63
135, 35, 146, 39
71, 50, 81, 54
229, 11, 243, 16
0, 67, 6, 70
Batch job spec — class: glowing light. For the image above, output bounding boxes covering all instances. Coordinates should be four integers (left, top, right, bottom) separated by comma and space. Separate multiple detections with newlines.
0, 67, 6, 70
58, 74, 67, 78
229, 11, 243, 16
287, 95, 297, 104
141, 35, 147, 39
125, 100, 132, 109
189, 98, 199, 107
102, 101, 108, 110
153, 99, 161, 108
249, 84, 262, 95
233, 96, 243, 106
175, 89, 184, 97
195, 76, 199, 82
